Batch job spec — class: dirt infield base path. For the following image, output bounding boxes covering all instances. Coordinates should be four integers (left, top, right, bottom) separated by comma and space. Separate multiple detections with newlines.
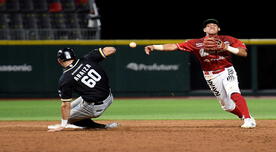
0, 120, 276, 152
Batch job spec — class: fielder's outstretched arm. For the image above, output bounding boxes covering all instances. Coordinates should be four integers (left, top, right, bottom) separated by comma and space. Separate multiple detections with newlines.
144, 44, 178, 55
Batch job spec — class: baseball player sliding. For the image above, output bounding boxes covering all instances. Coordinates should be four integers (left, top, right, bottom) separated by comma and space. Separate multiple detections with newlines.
144, 19, 256, 128
48, 47, 119, 132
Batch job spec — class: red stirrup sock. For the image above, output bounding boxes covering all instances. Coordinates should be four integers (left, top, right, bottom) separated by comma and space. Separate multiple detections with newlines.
231, 93, 251, 119
230, 106, 243, 119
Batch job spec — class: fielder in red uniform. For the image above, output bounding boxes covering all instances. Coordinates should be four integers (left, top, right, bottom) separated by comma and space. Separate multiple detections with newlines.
144, 19, 256, 128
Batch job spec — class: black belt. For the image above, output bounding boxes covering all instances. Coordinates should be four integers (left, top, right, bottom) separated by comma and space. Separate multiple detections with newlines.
85, 92, 111, 105
93, 101, 103, 105
85, 99, 103, 105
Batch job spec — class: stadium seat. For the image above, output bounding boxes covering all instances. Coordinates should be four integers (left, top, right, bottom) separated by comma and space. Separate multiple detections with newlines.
38, 30, 54, 40
37, 13, 51, 29
19, 0, 34, 12
0, 13, 9, 40
0, 13, 9, 29
8, 13, 24, 39
8, 13, 23, 29
50, 13, 66, 29
64, 13, 80, 28
6, 0, 20, 12
50, 13, 69, 39
78, 13, 89, 28
25, 30, 38, 40
33, 0, 48, 12
0, 30, 9, 40
0, 0, 101, 40
0, 0, 6, 12
22, 13, 37, 29
81, 29, 99, 39
22, 13, 38, 40
49, 1, 63, 13
67, 30, 81, 39
75, 0, 89, 12
9, 29, 24, 40
61, 0, 76, 12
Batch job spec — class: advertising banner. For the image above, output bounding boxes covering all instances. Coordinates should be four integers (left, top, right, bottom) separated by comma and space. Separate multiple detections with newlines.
0, 44, 190, 97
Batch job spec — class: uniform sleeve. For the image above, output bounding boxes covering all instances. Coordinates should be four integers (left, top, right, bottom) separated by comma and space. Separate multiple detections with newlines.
228, 36, 247, 49
176, 40, 196, 52
58, 79, 73, 102
84, 48, 106, 63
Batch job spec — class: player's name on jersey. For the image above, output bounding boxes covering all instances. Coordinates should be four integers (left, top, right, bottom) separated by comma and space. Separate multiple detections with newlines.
73, 64, 92, 81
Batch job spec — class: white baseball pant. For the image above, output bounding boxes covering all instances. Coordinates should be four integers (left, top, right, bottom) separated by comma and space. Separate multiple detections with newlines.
203, 66, 241, 111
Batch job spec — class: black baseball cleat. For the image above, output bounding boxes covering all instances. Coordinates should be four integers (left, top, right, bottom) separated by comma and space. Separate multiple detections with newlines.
73, 119, 106, 129
72, 119, 120, 129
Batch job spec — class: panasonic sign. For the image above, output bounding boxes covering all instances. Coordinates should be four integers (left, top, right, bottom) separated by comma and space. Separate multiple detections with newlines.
0, 64, 33, 72
126, 63, 180, 71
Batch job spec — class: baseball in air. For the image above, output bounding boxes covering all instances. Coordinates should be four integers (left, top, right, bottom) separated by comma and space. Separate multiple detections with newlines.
129, 42, 137, 48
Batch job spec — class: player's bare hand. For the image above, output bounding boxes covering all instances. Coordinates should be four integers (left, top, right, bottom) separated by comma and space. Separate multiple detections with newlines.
102, 47, 116, 56
48, 126, 64, 132
48, 124, 65, 132
144, 45, 154, 55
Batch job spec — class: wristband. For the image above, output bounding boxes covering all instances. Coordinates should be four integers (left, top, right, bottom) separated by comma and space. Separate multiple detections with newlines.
61, 119, 68, 127
153, 45, 164, 50
99, 48, 106, 58
226, 46, 239, 54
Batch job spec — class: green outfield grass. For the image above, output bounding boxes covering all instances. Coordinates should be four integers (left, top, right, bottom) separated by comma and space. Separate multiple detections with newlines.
0, 98, 275, 120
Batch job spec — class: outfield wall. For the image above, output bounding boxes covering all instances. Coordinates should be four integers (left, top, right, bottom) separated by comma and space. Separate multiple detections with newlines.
0, 40, 275, 98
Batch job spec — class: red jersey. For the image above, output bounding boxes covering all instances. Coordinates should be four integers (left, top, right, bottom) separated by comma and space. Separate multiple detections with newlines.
176, 35, 247, 71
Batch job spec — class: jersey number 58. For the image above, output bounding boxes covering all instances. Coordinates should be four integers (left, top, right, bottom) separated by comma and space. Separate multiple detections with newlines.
81, 69, 101, 88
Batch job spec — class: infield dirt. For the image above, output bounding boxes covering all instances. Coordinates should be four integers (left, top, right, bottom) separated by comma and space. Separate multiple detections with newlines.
0, 120, 275, 152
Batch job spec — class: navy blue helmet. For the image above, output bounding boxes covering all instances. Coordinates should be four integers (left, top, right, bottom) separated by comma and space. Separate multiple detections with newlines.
57, 48, 76, 61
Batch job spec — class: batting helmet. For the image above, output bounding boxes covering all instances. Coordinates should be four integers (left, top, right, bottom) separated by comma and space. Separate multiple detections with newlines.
57, 48, 76, 61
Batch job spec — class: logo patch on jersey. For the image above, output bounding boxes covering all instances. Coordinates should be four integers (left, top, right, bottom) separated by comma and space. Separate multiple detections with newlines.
227, 75, 235, 81
64, 52, 71, 59
227, 68, 235, 81
196, 43, 204, 47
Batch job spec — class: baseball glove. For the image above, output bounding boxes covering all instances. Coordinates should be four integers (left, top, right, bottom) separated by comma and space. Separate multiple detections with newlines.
203, 37, 227, 51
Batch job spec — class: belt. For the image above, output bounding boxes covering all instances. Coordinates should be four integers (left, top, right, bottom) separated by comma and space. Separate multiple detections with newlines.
204, 68, 225, 75
85, 100, 104, 105
93, 101, 103, 105
85, 92, 111, 105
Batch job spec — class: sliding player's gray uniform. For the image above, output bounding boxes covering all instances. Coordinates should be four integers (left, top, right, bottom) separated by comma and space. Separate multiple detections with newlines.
58, 48, 113, 123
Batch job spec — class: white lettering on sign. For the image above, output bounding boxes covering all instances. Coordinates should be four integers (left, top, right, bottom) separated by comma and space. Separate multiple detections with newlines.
0, 64, 32, 72
126, 63, 180, 71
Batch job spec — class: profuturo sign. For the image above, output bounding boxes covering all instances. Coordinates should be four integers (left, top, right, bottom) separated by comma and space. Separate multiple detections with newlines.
126, 62, 180, 71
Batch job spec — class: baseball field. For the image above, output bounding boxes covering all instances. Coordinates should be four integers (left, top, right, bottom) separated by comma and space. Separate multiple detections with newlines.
0, 97, 276, 152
